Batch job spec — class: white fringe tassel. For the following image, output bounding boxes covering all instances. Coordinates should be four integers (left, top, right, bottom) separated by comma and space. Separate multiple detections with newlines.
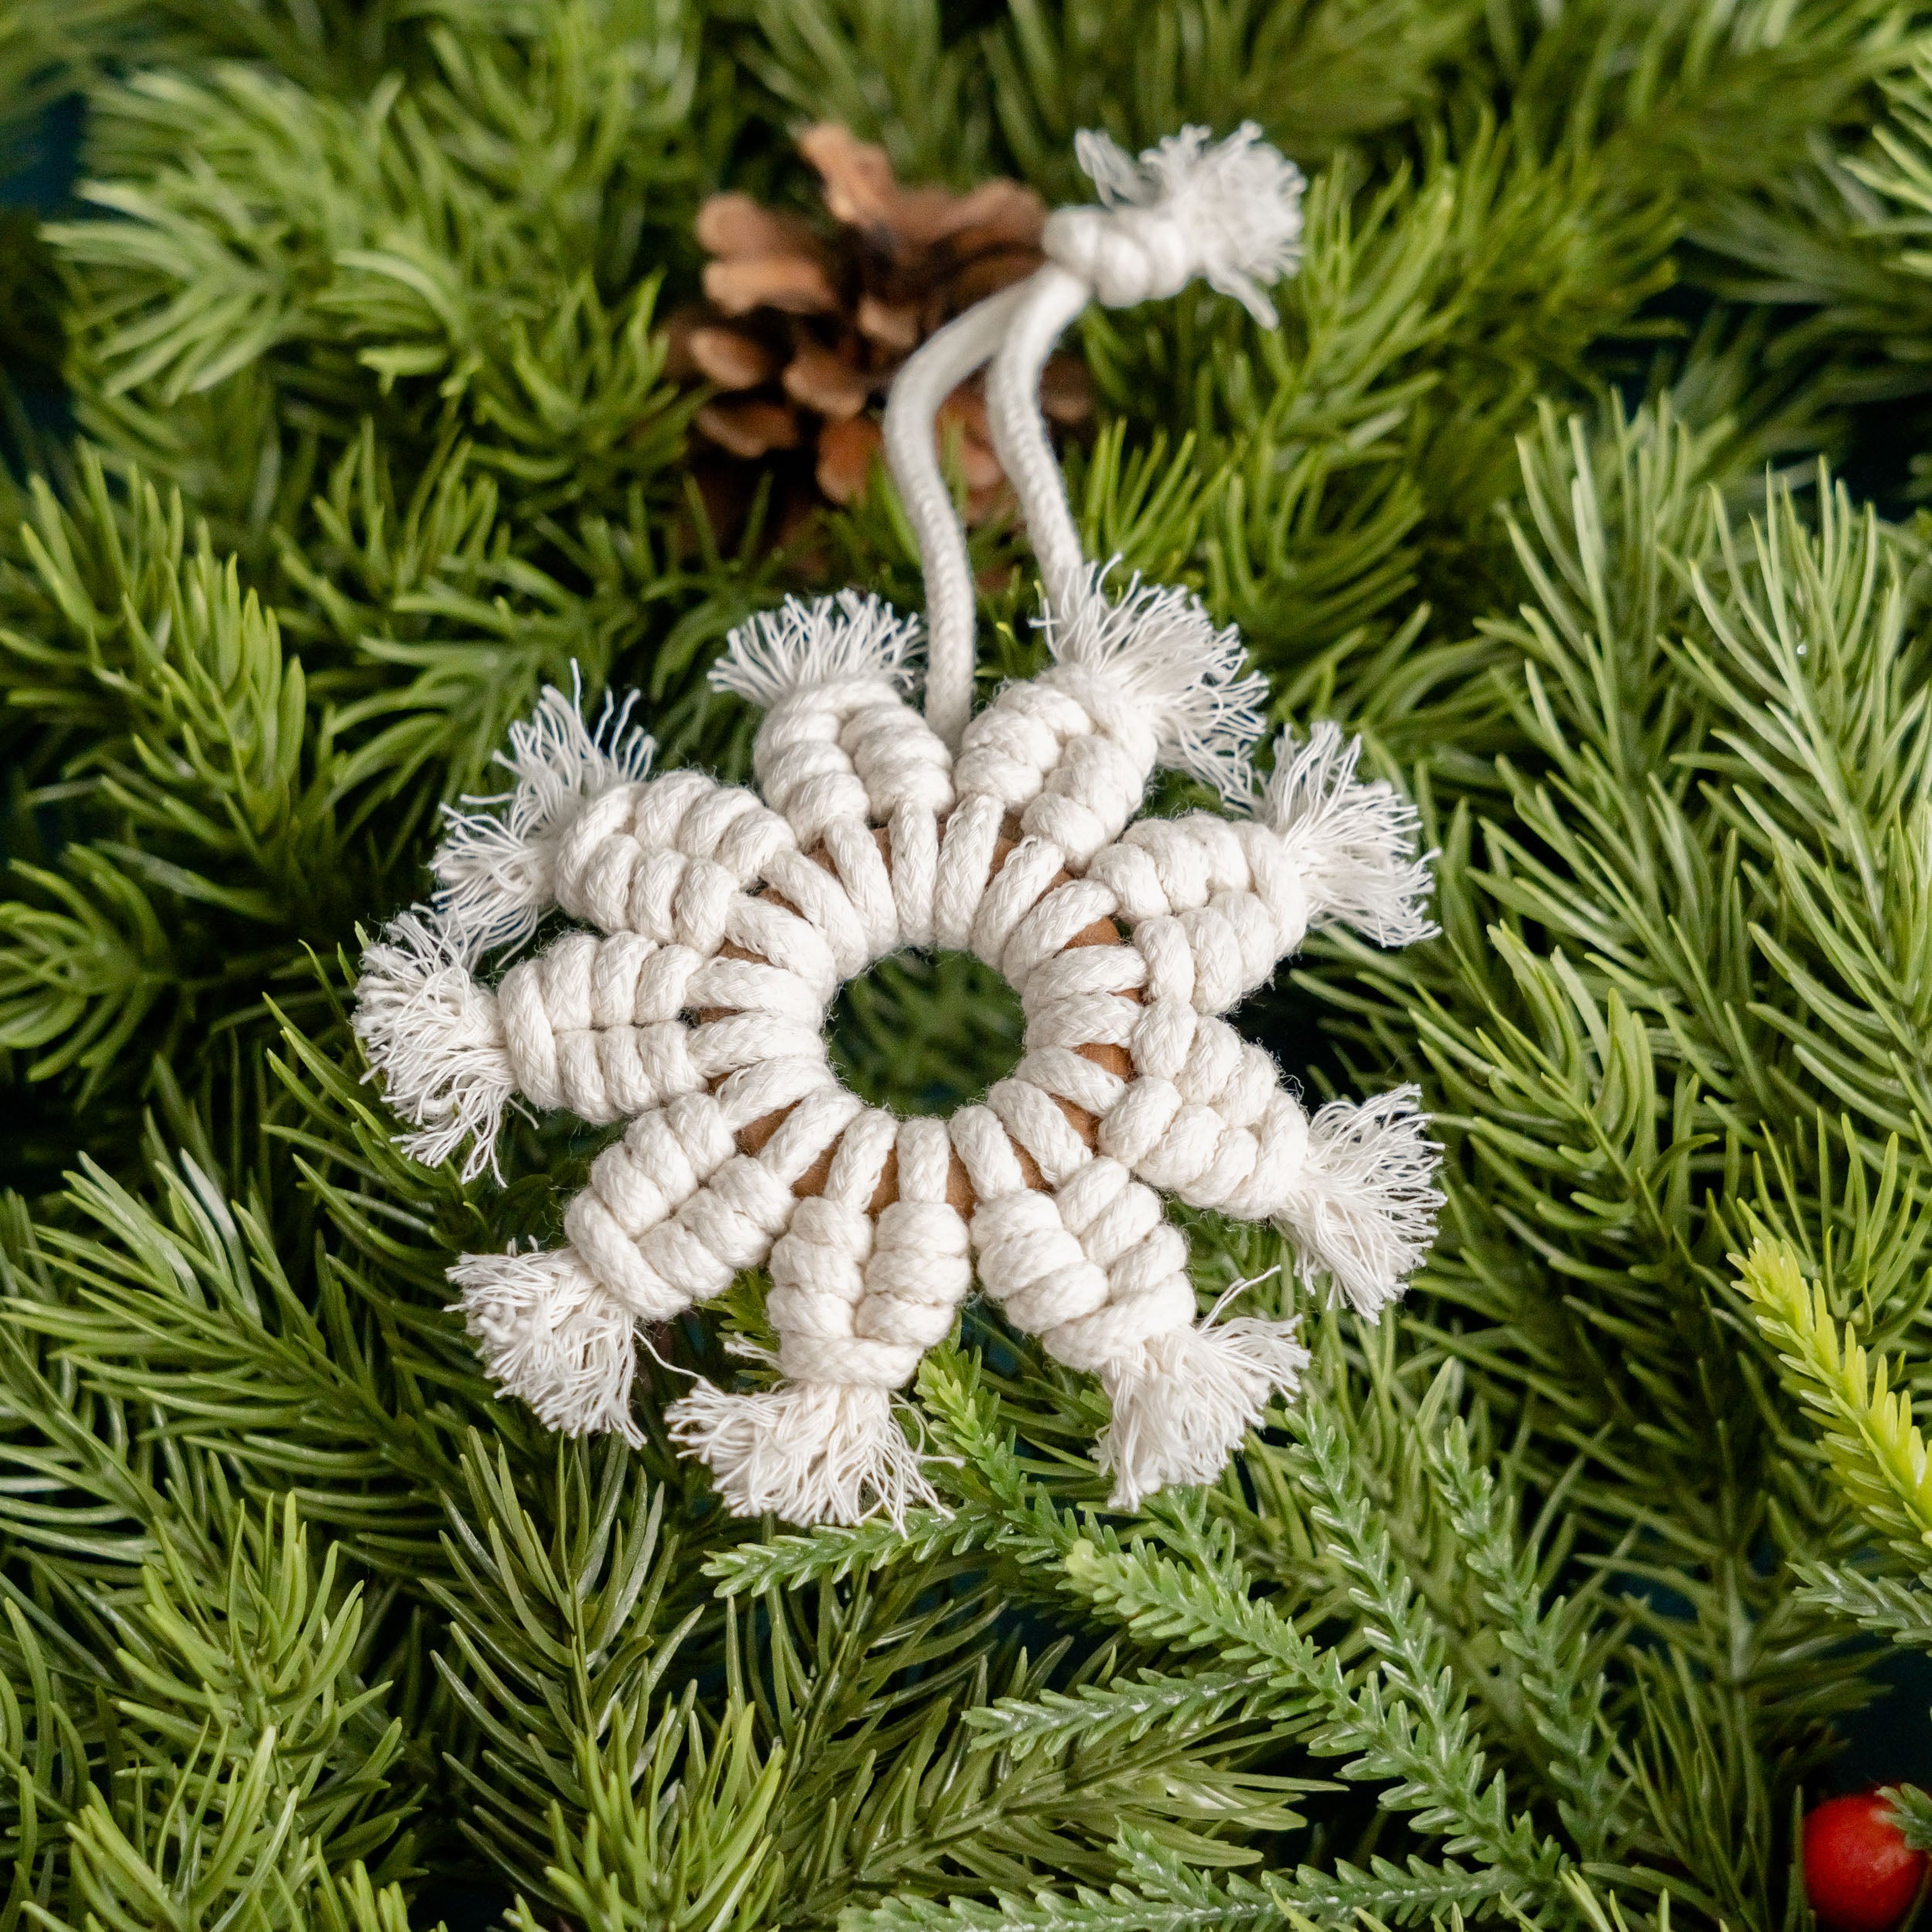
1069, 122, 1305, 328
666, 1379, 941, 1527
1277, 1087, 1442, 1318
1044, 564, 1267, 801
1260, 723, 1436, 947
352, 911, 515, 1182
431, 679, 653, 959
450, 1246, 642, 1443
1097, 1317, 1310, 1510
709, 590, 923, 709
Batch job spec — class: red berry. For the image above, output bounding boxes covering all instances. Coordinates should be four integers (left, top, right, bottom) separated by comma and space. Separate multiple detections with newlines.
1804, 1792, 1930, 1932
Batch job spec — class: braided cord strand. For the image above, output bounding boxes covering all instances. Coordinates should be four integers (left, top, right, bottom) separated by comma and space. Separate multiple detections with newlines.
359, 658, 1436, 1518
880, 281, 1032, 751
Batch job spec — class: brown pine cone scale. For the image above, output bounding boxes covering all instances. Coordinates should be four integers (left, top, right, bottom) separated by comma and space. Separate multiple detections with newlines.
675, 123, 1094, 538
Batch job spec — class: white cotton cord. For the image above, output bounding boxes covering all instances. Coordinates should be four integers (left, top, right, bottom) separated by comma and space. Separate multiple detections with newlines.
450, 1245, 642, 1443
951, 678, 1117, 825
1051, 124, 1306, 327
366, 119, 1444, 1516
1039, 566, 1267, 802
881, 280, 1034, 752
1097, 1316, 1309, 1510
432, 678, 655, 959
543, 769, 794, 945
985, 124, 1304, 626
1064, 728, 1432, 1015
667, 1380, 942, 1527
1257, 724, 1436, 947
669, 1110, 964, 1526
1089, 823, 1287, 1011
1047, 974, 1438, 1314
353, 910, 518, 1183
710, 589, 923, 709
498, 941, 825, 1126
741, 595, 955, 851
882, 124, 1301, 753
354, 917, 837, 1185
984, 263, 1091, 617
941, 579, 1265, 884
862, 1128, 974, 1355
1274, 1086, 1442, 1318
966, 1144, 1308, 1510
1203, 1263, 1281, 1327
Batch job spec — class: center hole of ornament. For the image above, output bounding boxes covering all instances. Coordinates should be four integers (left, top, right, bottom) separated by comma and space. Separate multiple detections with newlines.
825, 951, 1026, 1118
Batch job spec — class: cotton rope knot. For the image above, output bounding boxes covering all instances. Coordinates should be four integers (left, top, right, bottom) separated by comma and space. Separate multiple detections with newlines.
886, 123, 1304, 750
432, 681, 655, 961
1043, 124, 1307, 325
352, 122, 1438, 1530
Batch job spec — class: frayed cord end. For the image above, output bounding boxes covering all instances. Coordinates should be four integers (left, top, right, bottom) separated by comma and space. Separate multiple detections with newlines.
667, 1377, 944, 1528
1042, 563, 1267, 802
1096, 1315, 1309, 1510
450, 1244, 642, 1444
1255, 723, 1437, 947
353, 910, 516, 1183
1063, 123, 1304, 327
430, 674, 654, 961
709, 590, 923, 711
1274, 1085, 1442, 1319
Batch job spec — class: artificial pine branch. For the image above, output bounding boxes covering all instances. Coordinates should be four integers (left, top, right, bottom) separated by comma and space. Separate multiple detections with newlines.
1737, 1239, 1932, 1564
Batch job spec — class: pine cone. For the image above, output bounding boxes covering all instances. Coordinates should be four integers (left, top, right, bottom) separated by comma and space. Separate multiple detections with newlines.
672, 124, 1093, 541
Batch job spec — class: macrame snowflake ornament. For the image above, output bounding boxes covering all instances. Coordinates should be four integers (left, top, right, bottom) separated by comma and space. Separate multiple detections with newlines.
354, 123, 1441, 1525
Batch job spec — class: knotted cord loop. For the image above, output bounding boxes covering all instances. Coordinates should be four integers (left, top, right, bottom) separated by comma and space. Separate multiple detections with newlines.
352, 123, 1437, 1530
881, 124, 1302, 753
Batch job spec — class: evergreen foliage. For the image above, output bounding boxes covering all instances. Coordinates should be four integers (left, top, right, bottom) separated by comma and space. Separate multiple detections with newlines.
5, 1, 1932, 1926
